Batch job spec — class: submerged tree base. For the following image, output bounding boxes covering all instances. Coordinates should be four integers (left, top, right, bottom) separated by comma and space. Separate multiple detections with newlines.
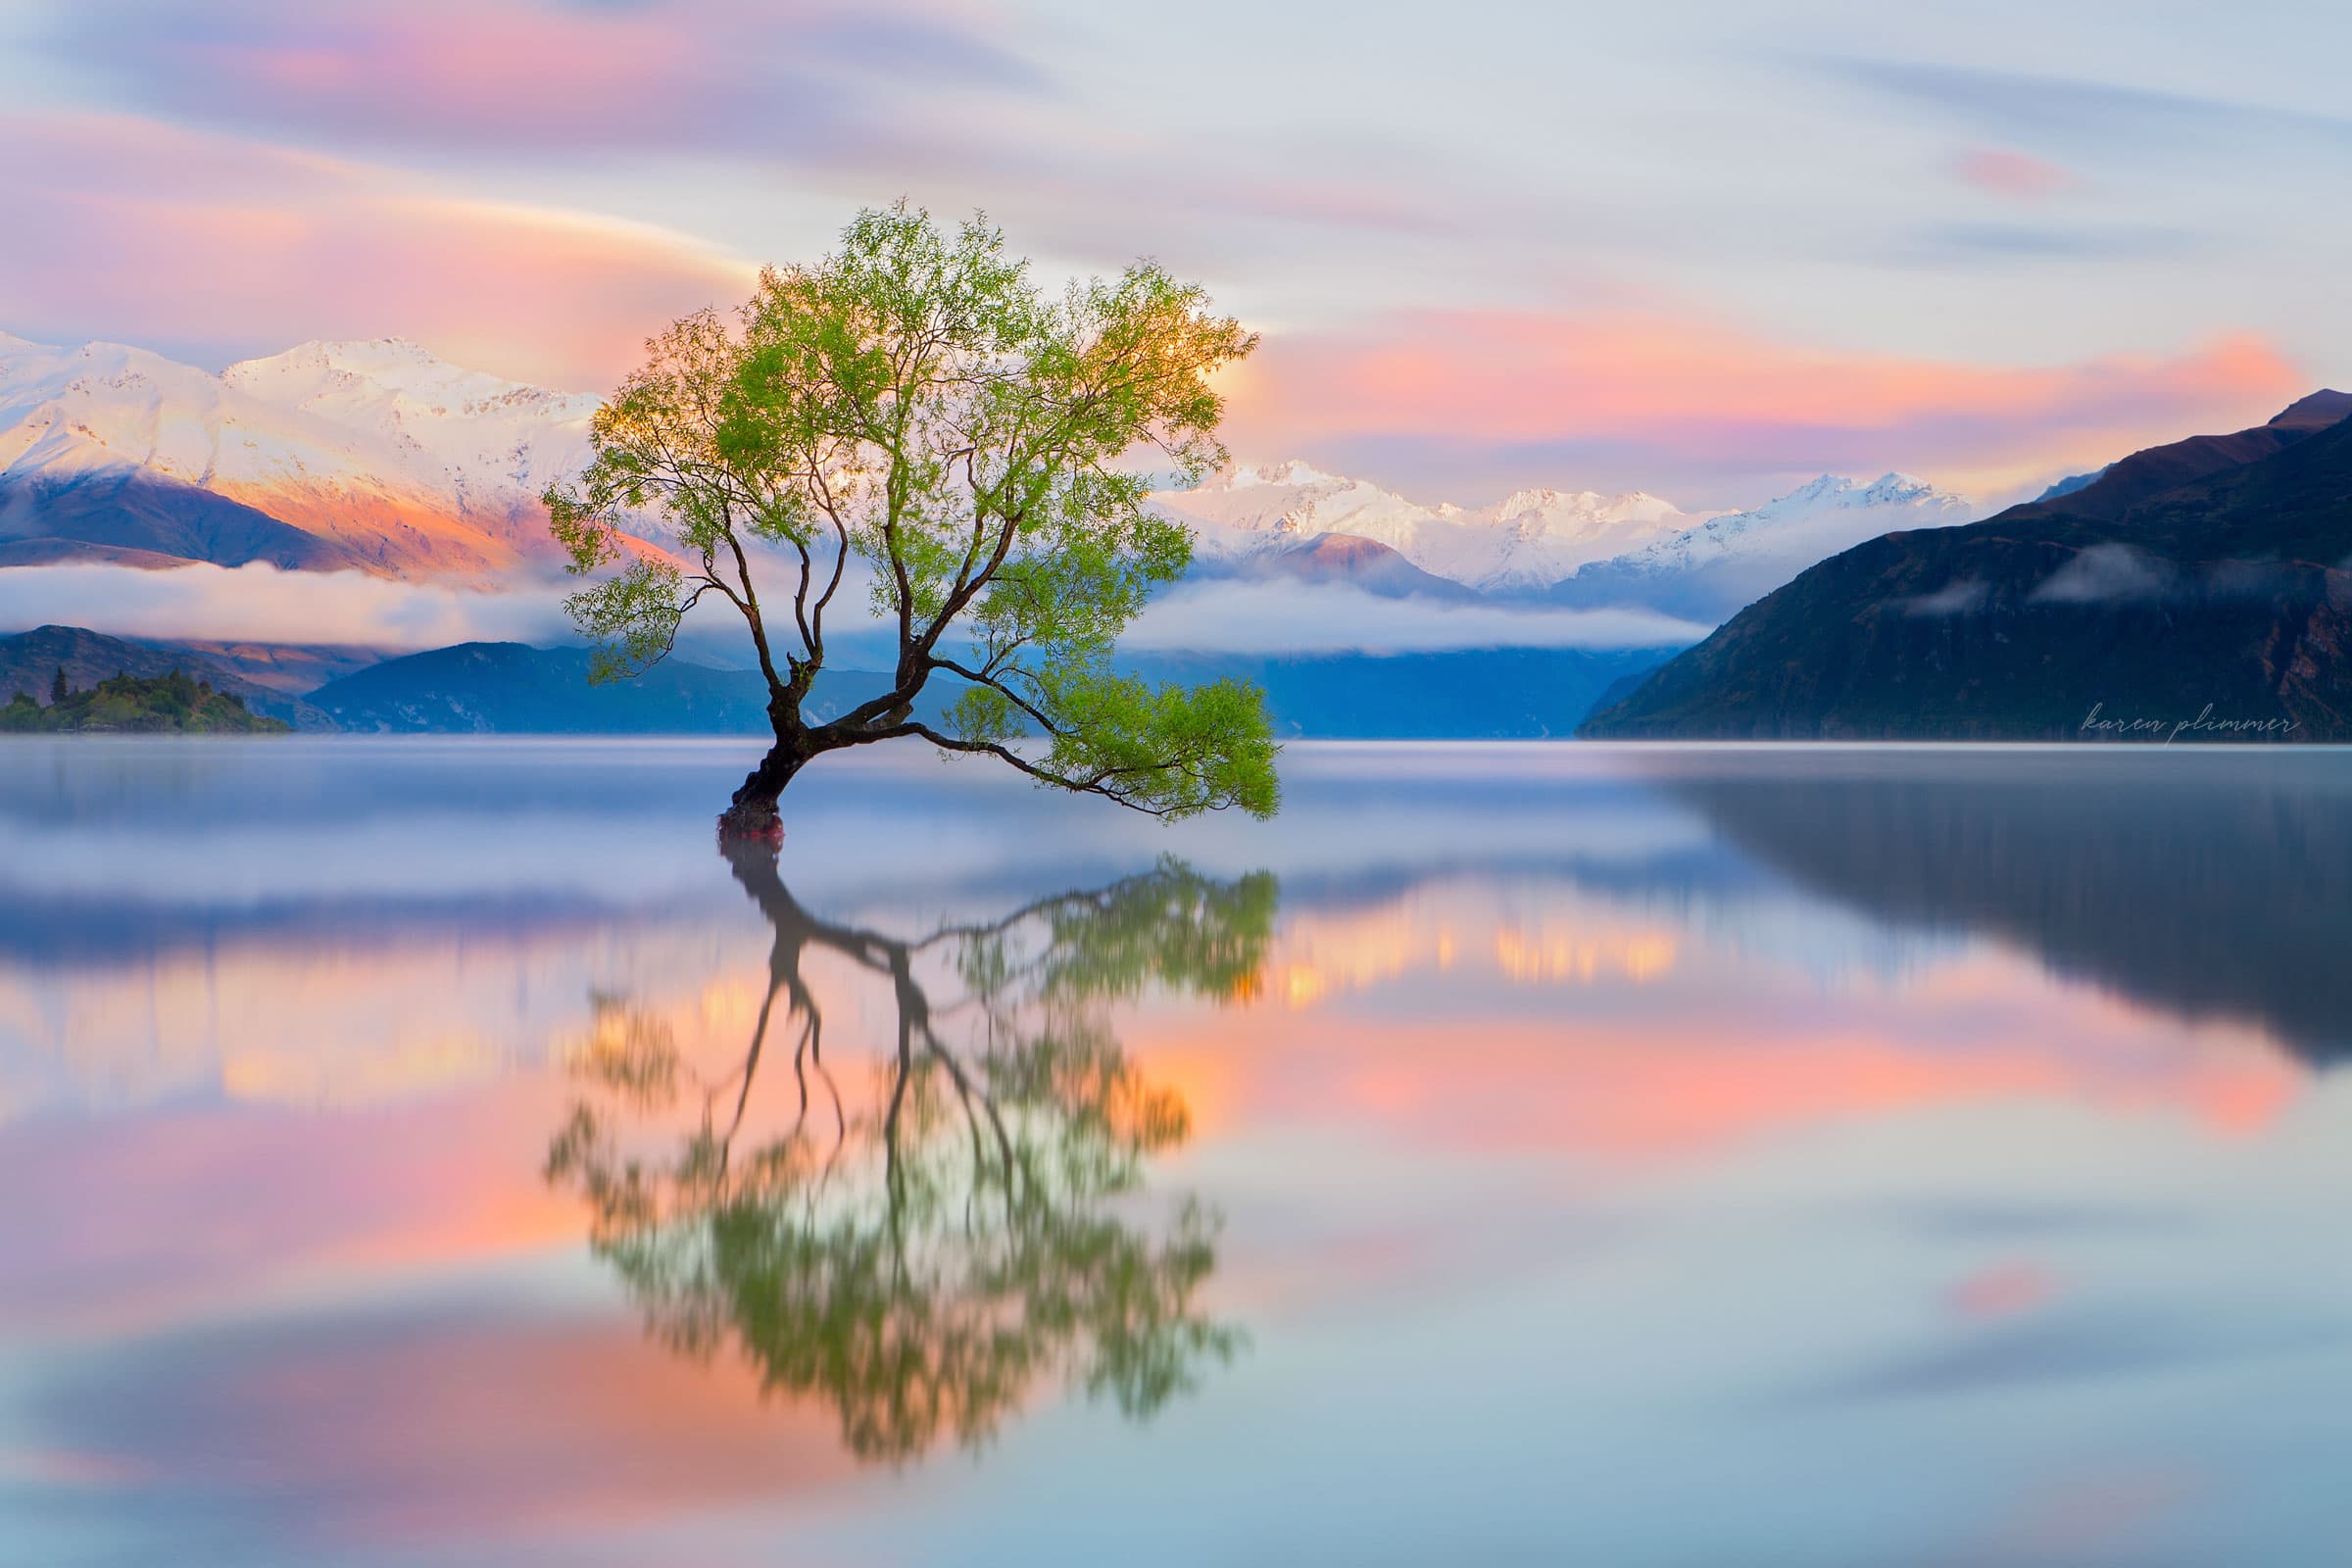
716, 796, 785, 845
717, 747, 801, 843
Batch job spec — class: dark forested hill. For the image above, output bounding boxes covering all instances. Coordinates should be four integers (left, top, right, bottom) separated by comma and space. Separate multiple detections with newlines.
1, 667, 292, 734
0, 624, 324, 726
1581, 393, 2352, 741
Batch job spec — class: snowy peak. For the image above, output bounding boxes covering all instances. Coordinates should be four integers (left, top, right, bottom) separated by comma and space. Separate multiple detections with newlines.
0, 328, 607, 578
1735, 472, 1945, 516
224, 338, 596, 424
0, 334, 281, 485
230, 336, 443, 375
1779, 474, 1847, 505
1491, 485, 1680, 523
1154, 462, 1708, 592
1153, 458, 1980, 619
1227, 458, 1343, 490
220, 337, 597, 514
1493, 486, 1589, 515
1853, 472, 1940, 504
1592, 470, 1976, 583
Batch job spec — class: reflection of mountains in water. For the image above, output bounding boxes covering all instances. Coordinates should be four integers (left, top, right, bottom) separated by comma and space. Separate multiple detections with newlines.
1664, 753, 2352, 1063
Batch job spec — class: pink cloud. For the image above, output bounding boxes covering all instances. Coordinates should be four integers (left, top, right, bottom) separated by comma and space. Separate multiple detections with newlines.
0, 112, 755, 389
45, 0, 1046, 151
1223, 307, 2306, 503
1953, 146, 2078, 201
1947, 1260, 2063, 1319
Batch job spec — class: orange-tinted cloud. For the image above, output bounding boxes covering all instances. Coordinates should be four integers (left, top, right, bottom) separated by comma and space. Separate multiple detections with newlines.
0, 112, 754, 389
1225, 310, 2304, 503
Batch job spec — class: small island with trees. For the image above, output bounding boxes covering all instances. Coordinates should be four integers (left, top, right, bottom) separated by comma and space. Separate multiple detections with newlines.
1, 666, 293, 735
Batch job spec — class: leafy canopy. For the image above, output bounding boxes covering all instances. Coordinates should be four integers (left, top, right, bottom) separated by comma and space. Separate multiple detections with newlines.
546, 204, 1277, 820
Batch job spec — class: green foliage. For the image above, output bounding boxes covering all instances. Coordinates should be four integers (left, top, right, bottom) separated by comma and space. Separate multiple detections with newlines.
545, 852, 1274, 1463
546, 202, 1278, 819
560, 558, 692, 684
0, 667, 290, 735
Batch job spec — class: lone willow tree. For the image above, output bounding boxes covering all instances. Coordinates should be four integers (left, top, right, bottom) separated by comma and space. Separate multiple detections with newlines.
547, 205, 1280, 839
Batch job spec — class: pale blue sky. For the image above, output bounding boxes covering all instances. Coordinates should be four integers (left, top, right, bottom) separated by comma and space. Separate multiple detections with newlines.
3, 0, 2346, 506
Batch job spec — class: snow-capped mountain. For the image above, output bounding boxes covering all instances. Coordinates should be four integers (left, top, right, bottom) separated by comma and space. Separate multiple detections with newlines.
0, 326, 1976, 627
1153, 461, 1977, 619
0, 332, 600, 577
1553, 472, 1977, 622
1153, 460, 1706, 593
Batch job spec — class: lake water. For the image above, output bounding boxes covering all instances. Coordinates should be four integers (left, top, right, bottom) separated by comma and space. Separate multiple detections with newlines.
3, 738, 2349, 1567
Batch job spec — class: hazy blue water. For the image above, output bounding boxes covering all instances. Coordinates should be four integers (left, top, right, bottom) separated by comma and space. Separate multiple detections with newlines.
3, 738, 2350, 1567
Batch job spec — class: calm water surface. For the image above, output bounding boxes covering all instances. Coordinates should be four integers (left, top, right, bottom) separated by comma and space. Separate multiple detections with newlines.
2, 739, 2349, 1567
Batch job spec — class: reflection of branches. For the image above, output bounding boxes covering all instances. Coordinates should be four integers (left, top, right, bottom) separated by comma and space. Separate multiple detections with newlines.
545, 846, 1278, 1464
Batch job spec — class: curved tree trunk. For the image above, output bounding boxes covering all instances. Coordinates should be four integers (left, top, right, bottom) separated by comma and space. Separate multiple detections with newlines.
718, 731, 810, 843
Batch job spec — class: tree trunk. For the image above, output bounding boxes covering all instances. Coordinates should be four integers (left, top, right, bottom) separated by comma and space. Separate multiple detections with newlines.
717, 734, 808, 843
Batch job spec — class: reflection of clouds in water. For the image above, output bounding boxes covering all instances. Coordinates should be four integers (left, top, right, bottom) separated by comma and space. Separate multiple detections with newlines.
1874, 1198, 2202, 1243
4, 743, 2352, 1564
1162, 974, 2298, 1165
1989, 1463, 2206, 1563
21, 1290, 867, 1553
1250, 877, 1686, 1009
0, 916, 774, 1114
1945, 1260, 2064, 1319
0, 1081, 581, 1339
1795, 1306, 2348, 1402
1678, 880, 1972, 993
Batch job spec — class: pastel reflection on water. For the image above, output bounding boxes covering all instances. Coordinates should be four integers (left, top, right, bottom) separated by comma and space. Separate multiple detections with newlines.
0, 739, 2346, 1567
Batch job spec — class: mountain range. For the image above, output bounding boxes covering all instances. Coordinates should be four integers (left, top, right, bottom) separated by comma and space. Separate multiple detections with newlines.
0, 625, 1679, 741
1154, 459, 1979, 618
1582, 391, 2352, 740
1152, 459, 1704, 593
1, 330, 1982, 635
1545, 472, 1977, 623
63, 325, 2350, 751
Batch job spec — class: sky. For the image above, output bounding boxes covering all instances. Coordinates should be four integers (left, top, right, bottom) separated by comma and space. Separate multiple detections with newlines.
3, 0, 2349, 509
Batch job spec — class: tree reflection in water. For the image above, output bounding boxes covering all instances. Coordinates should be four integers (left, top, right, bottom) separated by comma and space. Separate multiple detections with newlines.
545, 844, 1277, 1463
